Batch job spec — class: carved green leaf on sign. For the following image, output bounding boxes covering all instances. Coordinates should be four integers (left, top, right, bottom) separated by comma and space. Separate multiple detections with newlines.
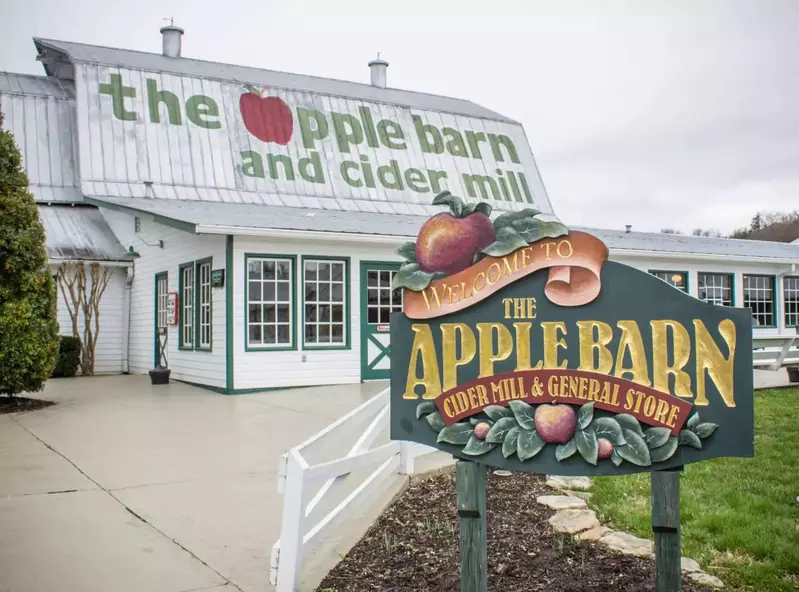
415, 401, 436, 420
392, 262, 436, 291
517, 429, 545, 461
555, 439, 577, 461
615, 413, 644, 437
643, 427, 672, 449
616, 429, 652, 466
462, 435, 496, 456
574, 427, 598, 465
687, 412, 700, 429
650, 436, 679, 462
679, 429, 703, 450
437, 422, 473, 445
694, 423, 718, 439
502, 427, 521, 458
611, 449, 623, 467
577, 402, 595, 430
396, 242, 417, 263
486, 417, 518, 444
483, 405, 513, 422
481, 226, 529, 257
592, 417, 626, 446
425, 411, 445, 433
508, 400, 536, 430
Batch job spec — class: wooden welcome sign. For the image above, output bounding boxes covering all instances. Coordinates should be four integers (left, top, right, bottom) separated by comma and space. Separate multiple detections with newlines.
389, 192, 754, 591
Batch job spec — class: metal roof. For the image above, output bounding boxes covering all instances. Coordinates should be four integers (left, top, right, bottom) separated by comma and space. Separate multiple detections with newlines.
33, 38, 515, 123
0, 72, 81, 203
38, 205, 128, 262
0, 71, 74, 98
85, 195, 799, 262
574, 227, 799, 261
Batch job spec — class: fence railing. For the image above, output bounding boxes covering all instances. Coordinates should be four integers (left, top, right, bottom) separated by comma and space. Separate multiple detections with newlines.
269, 387, 435, 592
753, 334, 799, 370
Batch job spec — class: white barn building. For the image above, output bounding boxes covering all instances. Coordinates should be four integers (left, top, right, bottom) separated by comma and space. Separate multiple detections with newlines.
1, 28, 797, 392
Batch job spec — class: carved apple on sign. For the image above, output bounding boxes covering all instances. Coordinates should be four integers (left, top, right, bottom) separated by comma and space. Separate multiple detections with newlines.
415, 192, 496, 276
239, 86, 293, 145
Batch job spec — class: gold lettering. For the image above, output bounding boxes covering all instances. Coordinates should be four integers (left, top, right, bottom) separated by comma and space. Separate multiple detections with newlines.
447, 283, 461, 304
502, 252, 519, 276
514, 298, 525, 318
541, 242, 554, 260
503, 298, 513, 318
513, 322, 541, 371
577, 320, 614, 375
548, 375, 559, 396
456, 390, 470, 412
468, 387, 478, 410
527, 297, 537, 318
443, 398, 455, 418
556, 239, 574, 258
651, 320, 693, 398
610, 384, 620, 406
624, 388, 635, 410
402, 324, 442, 399
476, 384, 489, 406
569, 376, 579, 398
643, 395, 657, 417
477, 322, 514, 378
522, 247, 534, 267
588, 378, 601, 401
614, 321, 650, 386
653, 399, 670, 424
491, 381, 504, 402
441, 323, 476, 391
473, 271, 487, 293
487, 262, 502, 285
666, 405, 680, 428
541, 321, 568, 369
694, 319, 736, 407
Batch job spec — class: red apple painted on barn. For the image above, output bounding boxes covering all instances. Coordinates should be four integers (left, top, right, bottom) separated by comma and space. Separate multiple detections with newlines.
534, 404, 577, 444
239, 87, 293, 145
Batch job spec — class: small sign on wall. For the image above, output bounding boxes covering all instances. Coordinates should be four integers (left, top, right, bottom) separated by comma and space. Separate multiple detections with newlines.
166, 292, 179, 325
211, 269, 225, 288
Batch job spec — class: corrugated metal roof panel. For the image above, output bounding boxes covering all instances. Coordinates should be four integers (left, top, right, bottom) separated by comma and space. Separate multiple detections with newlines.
573, 226, 799, 260
0, 73, 81, 204
34, 38, 514, 123
39, 205, 126, 261
85, 195, 799, 261
0, 71, 74, 98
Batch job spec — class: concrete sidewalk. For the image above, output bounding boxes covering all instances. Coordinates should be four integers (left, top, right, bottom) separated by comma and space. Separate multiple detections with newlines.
0, 376, 388, 592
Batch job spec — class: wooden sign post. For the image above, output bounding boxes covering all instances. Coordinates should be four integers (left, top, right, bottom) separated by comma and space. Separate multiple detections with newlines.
389, 192, 754, 592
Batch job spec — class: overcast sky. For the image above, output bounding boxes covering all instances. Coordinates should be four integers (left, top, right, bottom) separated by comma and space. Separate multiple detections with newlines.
2, 0, 797, 233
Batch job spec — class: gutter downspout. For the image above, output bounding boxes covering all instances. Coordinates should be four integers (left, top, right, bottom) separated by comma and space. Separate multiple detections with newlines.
122, 264, 135, 373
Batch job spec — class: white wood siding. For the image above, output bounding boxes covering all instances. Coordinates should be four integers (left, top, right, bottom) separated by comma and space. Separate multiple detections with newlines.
100, 209, 227, 388
74, 64, 552, 216
52, 264, 126, 374
233, 236, 402, 389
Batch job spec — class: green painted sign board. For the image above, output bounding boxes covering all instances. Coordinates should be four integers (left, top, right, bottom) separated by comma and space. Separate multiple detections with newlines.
390, 193, 754, 476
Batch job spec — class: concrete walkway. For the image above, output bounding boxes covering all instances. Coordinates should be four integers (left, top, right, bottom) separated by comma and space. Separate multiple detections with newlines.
0, 376, 387, 592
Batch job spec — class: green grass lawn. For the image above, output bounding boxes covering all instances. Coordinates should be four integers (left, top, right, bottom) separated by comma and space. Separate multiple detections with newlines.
590, 387, 799, 592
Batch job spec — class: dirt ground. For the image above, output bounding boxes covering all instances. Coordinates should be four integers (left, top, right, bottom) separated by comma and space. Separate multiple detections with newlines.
317, 470, 711, 592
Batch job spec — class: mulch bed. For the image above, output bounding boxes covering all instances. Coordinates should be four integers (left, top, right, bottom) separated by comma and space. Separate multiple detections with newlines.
0, 396, 55, 415
317, 471, 710, 592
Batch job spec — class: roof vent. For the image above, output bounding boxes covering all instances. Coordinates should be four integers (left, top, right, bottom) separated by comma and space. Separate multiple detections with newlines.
625, 225, 632, 234
368, 54, 389, 88
160, 19, 184, 58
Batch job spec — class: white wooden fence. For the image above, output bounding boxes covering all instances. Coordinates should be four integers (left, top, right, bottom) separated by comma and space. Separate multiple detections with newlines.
269, 387, 435, 592
752, 334, 799, 370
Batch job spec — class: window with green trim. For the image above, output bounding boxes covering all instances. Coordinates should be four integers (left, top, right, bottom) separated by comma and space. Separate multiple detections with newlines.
304, 259, 346, 346
180, 264, 194, 347
649, 270, 687, 292
247, 257, 294, 348
197, 261, 212, 349
743, 275, 775, 327
785, 277, 799, 327
698, 273, 732, 306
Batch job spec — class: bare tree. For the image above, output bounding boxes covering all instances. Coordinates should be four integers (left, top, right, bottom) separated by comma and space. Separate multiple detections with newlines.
660, 228, 682, 234
56, 262, 112, 376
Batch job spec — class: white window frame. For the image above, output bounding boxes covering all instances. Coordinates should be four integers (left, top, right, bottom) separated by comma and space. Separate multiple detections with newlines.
246, 255, 295, 350
197, 261, 212, 349
302, 258, 348, 348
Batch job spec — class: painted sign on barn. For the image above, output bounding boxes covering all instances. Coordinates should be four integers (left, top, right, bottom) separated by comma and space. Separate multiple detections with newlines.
75, 64, 551, 213
389, 193, 754, 475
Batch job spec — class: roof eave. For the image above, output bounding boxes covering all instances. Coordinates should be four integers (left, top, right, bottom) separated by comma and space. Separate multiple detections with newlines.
611, 247, 799, 265
195, 224, 412, 244
84, 196, 198, 234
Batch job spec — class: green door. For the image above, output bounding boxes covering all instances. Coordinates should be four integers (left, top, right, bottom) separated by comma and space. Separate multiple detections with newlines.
360, 262, 403, 381
154, 272, 168, 367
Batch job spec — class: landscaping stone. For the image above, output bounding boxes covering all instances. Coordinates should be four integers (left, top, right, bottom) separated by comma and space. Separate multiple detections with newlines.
565, 490, 592, 501
578, 526, 612, 541
681, 557, 701, 573
536, 495, 587, 510
548, 509, 600, 534
599, 531, 653, 557
545, 475, 592, 490
688, 571, 724, 589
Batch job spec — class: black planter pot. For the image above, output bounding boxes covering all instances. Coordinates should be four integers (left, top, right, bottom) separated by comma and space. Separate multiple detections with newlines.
787, 366, 799, 383
149, 367, 171, 385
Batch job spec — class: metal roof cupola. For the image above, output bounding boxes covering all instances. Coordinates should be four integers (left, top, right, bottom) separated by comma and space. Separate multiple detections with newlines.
368, 53, 388, 88
160, 18, 184, 58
